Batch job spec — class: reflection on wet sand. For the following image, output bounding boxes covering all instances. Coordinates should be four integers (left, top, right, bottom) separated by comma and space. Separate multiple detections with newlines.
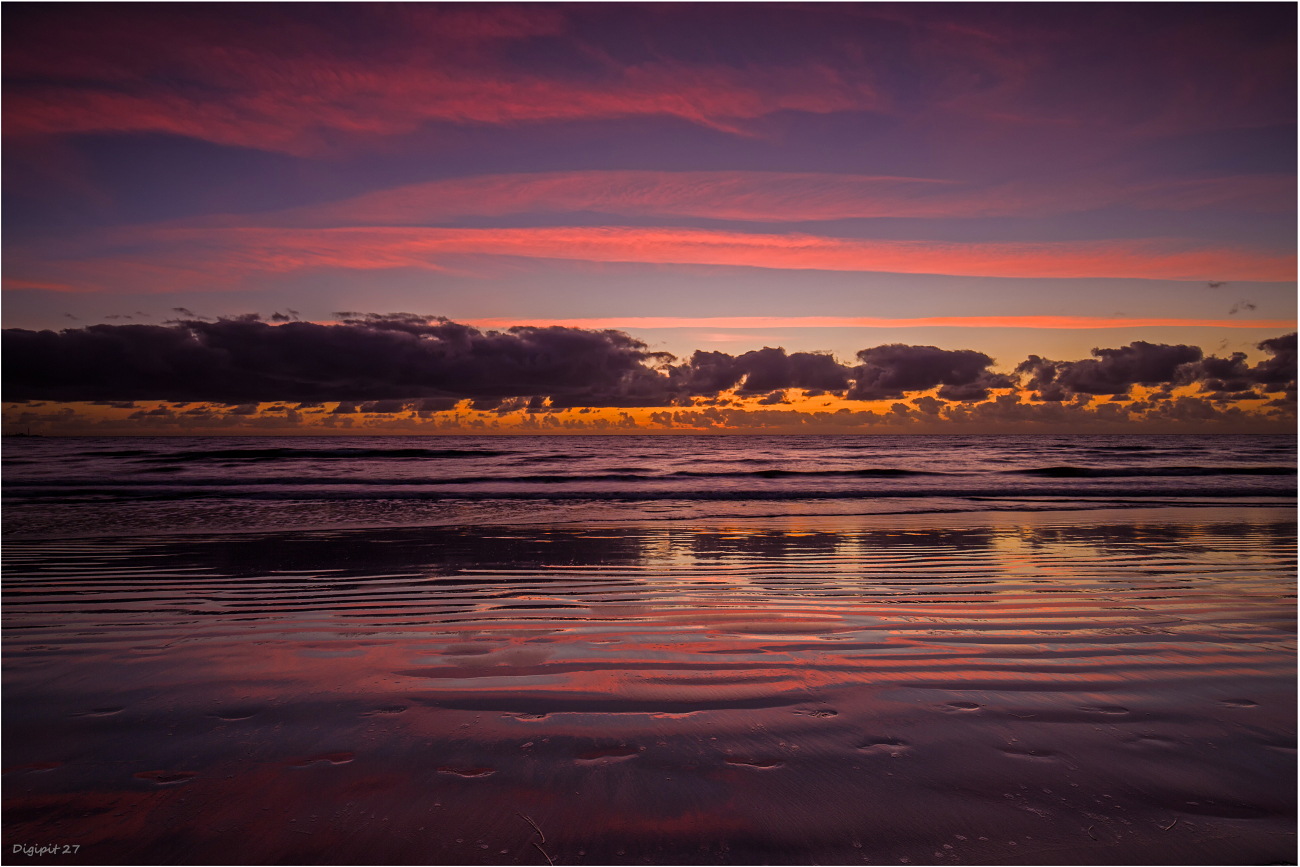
3, 509, 1295, 865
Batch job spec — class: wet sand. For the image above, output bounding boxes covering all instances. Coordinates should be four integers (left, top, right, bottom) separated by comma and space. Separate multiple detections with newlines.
3, 507, 1295, 864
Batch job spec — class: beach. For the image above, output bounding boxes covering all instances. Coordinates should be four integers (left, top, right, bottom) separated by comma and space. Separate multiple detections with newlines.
2, 436, 1296, 864
6, 3, 1297, 862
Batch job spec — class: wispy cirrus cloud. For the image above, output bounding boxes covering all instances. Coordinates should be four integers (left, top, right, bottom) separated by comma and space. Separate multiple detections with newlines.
3, 3, 1293, 345
4, 64, 874, 155
268, 171, 1296, 226
3, 6, 876, 155
24, 226, 1292, 291
6, 5, 1290, 159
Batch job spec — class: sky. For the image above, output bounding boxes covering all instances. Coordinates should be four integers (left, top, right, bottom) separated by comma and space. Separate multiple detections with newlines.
2, 2, 1295, 435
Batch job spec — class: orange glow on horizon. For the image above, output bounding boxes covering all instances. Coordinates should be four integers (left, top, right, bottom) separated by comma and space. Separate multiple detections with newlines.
4, 379, 1289, 437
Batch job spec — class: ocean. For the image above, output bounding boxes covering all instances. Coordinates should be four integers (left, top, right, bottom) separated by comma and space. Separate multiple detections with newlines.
2, 435, 1296, 864
2, 434, 1295, 537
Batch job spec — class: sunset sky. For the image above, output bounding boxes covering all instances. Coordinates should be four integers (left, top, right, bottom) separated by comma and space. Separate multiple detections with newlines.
3, 3, 1295, 434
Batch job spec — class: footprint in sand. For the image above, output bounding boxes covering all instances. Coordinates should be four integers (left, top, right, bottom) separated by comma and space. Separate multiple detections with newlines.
724, 757, 784, 769
289, 752, 355, 767
1220, 698, 1257, 708
4, 762, 62, 774
998, 747, 1059, 761
134, 770, 196, 784
207, 707, 262, 721
438, 766, 496, 777
576, 746, 642, 762
1123, 733, 1181, 748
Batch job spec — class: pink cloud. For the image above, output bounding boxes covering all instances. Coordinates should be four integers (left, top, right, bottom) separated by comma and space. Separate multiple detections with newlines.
4, 5, 876, 156
270, 171, 1295, 226
31, 225, 1297, 291
1, 278, 82, 293
5, 5, 1291, 162
8, 63, 874, 150
5, 66, 873, 156
197, 226, 1300, 281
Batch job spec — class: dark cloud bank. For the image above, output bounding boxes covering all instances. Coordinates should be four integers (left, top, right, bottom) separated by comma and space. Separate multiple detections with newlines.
1017, 335, 1296, 405
3, 315, 1295, 415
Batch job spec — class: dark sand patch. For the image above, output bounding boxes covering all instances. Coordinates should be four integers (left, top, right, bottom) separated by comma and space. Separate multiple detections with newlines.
444, 645, 494, 656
